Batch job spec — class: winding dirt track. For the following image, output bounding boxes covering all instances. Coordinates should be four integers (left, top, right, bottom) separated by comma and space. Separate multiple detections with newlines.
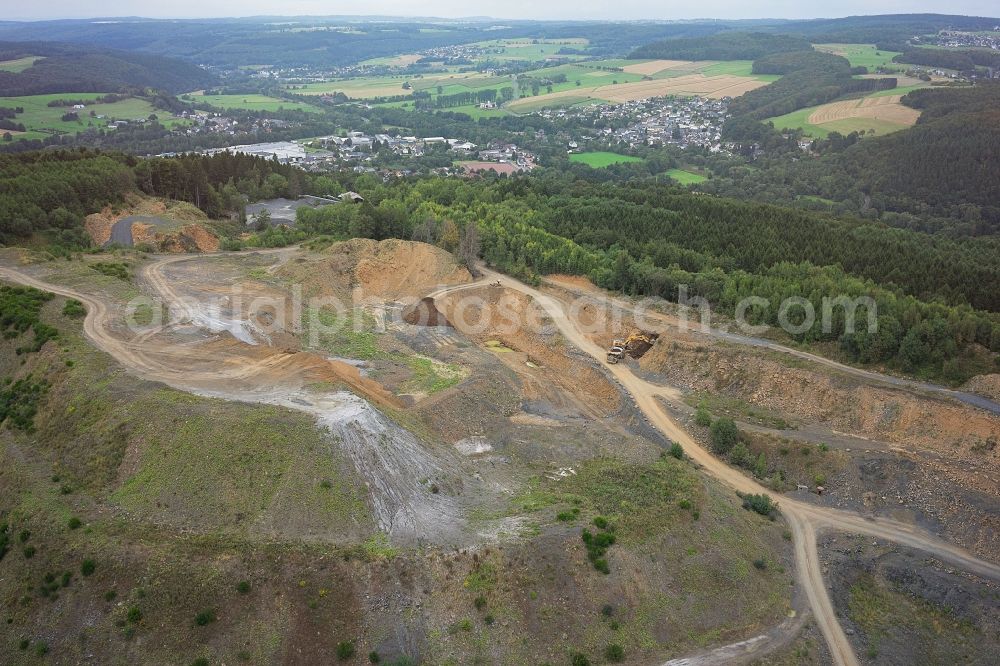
2, 254, 999, 665
432, 269, 1000, 666
543, 277, 1000, 416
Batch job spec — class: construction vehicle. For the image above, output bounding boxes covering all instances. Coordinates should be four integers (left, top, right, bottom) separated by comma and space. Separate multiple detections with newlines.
606, 332, 660, 364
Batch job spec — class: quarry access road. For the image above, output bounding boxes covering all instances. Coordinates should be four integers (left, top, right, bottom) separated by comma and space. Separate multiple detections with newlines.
543, 277, 1000, 416
432, 269, 1000, 666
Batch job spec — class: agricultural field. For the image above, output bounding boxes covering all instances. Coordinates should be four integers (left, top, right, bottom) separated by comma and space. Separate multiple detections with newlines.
506, 71, 771, 113
813, 44, 903, 70
0, 93, 189, 141
0, 55, 43, 73
465, 37, 591, 63
183, 92, 323, 113
292, 71, 512, 99
569, 151, 644, 168
665, 168, 708, 184
768, 90, 923, 138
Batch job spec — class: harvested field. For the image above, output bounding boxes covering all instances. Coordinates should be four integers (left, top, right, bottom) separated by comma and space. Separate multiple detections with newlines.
507, 73, 768, 111
806, 94, 920, 126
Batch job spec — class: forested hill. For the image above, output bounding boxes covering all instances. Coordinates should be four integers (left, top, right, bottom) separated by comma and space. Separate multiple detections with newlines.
629, 32, 811, 61
0, 42, 217, 96
766, 13, 1000, 47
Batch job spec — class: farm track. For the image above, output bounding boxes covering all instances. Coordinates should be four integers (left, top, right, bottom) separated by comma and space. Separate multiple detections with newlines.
3, 253, 999, 665
432, 269, 1000, 666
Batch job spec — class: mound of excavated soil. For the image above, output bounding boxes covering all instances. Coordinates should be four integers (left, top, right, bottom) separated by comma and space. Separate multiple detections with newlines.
964, 374, 1000, 402
283, 238, 472, 300
132, 222, 220, 253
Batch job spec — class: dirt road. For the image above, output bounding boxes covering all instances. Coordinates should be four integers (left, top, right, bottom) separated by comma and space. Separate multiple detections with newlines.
544, 278, 1000, 416
3, 254, 998, 665
433, 269, 1000, 666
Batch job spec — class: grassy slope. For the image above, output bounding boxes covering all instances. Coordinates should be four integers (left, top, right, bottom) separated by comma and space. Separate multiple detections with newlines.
569, 152, 645, 168
0, 93, 189, 141
0, 56, 43, 73
186, 93, 323, 113
666, 168, 708, 184
813, 44, 903, 70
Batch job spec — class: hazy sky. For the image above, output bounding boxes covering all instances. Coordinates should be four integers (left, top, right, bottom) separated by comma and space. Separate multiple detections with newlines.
6, 1, 1000, 21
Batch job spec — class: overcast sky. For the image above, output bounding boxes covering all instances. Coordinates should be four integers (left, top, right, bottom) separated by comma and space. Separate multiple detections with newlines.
6, 1, 1000, 21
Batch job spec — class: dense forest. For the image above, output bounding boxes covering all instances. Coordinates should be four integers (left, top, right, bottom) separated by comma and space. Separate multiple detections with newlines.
0, 150, 306, 245
1, 148, 998, 381
0, 42, 217, 96
629, 32, 811, 61
289, 174, 1000, 383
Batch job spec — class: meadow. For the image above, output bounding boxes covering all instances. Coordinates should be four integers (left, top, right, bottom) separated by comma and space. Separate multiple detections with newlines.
0, 93, 189, 141
813, 44, 903, 70
569, 151, 644, 168
0, 56, 43, 73
767, 88, 924, 138
665, 168, 708, 184
185, 93, 323, 113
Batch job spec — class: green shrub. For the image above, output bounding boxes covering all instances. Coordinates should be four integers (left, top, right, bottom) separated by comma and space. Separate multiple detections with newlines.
35, 641, 48, 656
18, 638, 29, 650
0, 376, 50, 432
474, 595, 487, 610
105, 590, 117, 602
91, 262, 130, 281
710, 417, 740, 454
368, 652, 381, 664
0, 523, 9, 562
126, 606, 142, 623
62, 299, 86, 318
601, 604, 614, 617
67, 517, 81, 529
571, 653, 590, 666
236, 580, 251, 594
23, 545, 35, 558
678, 498, 692, 510
592, 516, 608, 529
695, 404, 712, 427
18, 529, 30, 543
336, 641, 355, 660
741, 493, 778, 518
669, 442, 684, 459
753, 558, 767, 570
190, 659, 209, 666
604, 644, 625, 662
81, 559, 96, 576
194, 609, 216, 626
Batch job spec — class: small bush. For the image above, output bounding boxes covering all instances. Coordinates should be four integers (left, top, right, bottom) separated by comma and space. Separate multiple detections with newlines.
18, 638, 29, 650
236, 580, 251, 594
556, 511, 576, 522
741, 493, 777, 518
669, 442, 684, 459
105, 590, 117, 602
604, 644, 625, 662
601, 604, 614, 617
62, 299, 86, 318
67, 517, 82, 530
571, 653, 590, 666
753, 558, 767, 570
336, 641, 355, 660
81, 559, 96, 576
191, 659, 209, 666
813, 473, 826, 486
368, 652, 381, 664
710, 417, 740, 455
592, 516, 608, 529
126, 606, 142, 623
484, 614, 494, 625
35, 641, 49, 656
474, 595, 487, 611
695, 404, 712, 427
195, 609, 216, 626
678, 498, 692, 510
23, 545, 36, 559
18, 529, 30, 543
